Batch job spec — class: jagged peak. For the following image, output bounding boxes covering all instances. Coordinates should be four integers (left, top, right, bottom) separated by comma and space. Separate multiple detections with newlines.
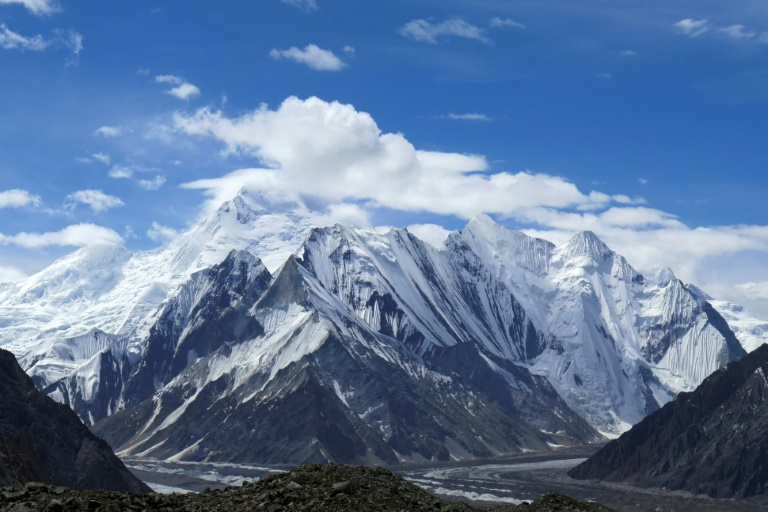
556, 231, 613, 262
643, 266, 678, 287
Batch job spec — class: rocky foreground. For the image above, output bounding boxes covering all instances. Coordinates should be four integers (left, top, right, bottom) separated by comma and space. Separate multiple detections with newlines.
0, 464, 614, 512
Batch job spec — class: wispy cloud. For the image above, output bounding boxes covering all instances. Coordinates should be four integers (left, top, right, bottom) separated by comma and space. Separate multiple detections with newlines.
155, 74, 201, 101
674, 18, 768, 44
279, 0, 317, 13
269, 44, 347, 71
0, 0, 59, 16
108, 165, 133, 179
674, 18, 710, 38
137, 175, 166, 191
94, 125, 123, 138
0, 224, 123, 248
618, 49, 637, 57
65, 189, 124, 212
0, 23, 48, 51
489, 17, 525, 29
399, 18, 491, 45
596, 72, 612, 80
436, 113, 493, 121
0, 265, 27, 283
147, 221, 178, 243
0, 189, 42, 208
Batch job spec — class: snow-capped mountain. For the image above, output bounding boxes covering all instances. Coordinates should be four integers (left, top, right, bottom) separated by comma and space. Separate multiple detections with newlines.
93, 248, 599, 463
0, 193, 315, 396
0, 190, 761, 460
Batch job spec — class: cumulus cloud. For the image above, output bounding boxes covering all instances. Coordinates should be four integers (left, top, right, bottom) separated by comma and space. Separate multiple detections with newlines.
174, 96, 635, 220
407, 224, 451, 248
137, 175, 166, 191
280, 0, 317, 12
0, 189, 42, 208
91, 152, 110, 165
108, 165, 133, 179
65, 189, 124, 212
0, 0, 59, 16
155, 74, 201, 101
399, 18, 491, 45
146, 221, 179, 243
0, 224, 123, 248
269, 44, 347, 71
94, 126, 122, 138
489, 17, 525, 29
0, 23, 48, 50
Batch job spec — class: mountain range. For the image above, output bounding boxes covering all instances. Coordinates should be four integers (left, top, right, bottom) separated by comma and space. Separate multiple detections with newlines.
0, 191, 764, 464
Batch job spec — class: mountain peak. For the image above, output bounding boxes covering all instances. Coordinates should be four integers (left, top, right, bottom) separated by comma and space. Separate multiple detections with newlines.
557, 231, 613, 262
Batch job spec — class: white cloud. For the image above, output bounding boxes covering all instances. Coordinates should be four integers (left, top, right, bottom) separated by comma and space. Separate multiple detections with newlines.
174, 96, 634, 219
438, 113, 493, 121
146, 221, 178, 243
720, 24, 757, 40
269, 44, 347, 71
0, 189, 42, 208
489, 17, 525, 29
155, 75, 201, 101
0, 223, 123, 248
407, 224, 451, 248
596, 72, 612, 79
137, 175, 166, 191
280, 0, 317, 12
0, 23, 48, 51
91, 152, 111, 165
638, 178, 649, 185
65, 189, 124, 212
342, 45, 355, 57
619, 50, 637, 57
674, 19, 710, 38
0, 0, 59, 16
399, 18, 491, 45
59, 29, 83, 66
94, 126, 122, 138
108, 165, 133, 179
736, 282, 768, 301
0, 265, 27, 283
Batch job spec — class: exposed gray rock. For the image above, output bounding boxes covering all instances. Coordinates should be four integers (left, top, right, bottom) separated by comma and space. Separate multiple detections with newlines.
0, 349, 149, 493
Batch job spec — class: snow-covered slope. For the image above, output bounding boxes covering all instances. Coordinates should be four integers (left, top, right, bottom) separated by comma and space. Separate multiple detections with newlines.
0, 192, 314, 389
708, 300, 768, 353
0, 192, 759, 445
94, 248, 599, 464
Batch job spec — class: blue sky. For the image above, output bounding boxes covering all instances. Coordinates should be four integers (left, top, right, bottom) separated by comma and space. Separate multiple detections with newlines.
2, 0, 768, 315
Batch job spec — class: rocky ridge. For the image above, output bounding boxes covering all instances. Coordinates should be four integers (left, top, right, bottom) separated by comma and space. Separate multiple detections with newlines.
0, 349, 148, 493
0, 464, 614, 512
569, 344, 768, 498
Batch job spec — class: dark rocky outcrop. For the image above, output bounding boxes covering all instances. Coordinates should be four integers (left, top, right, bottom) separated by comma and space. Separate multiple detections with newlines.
0, 349, 149, 493
569, 344, 768, 498
0, 464, 614, 511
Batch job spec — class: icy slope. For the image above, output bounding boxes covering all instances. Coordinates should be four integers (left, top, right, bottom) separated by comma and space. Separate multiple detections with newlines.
0, 193, 313, 388
94, 253, 599, 464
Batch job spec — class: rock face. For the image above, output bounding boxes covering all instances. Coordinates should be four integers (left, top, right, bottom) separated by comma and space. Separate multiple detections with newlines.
94, 250, 600, 464
0, 349, 149, 492
569, 344, 768, 498
0, 464, 615, 512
